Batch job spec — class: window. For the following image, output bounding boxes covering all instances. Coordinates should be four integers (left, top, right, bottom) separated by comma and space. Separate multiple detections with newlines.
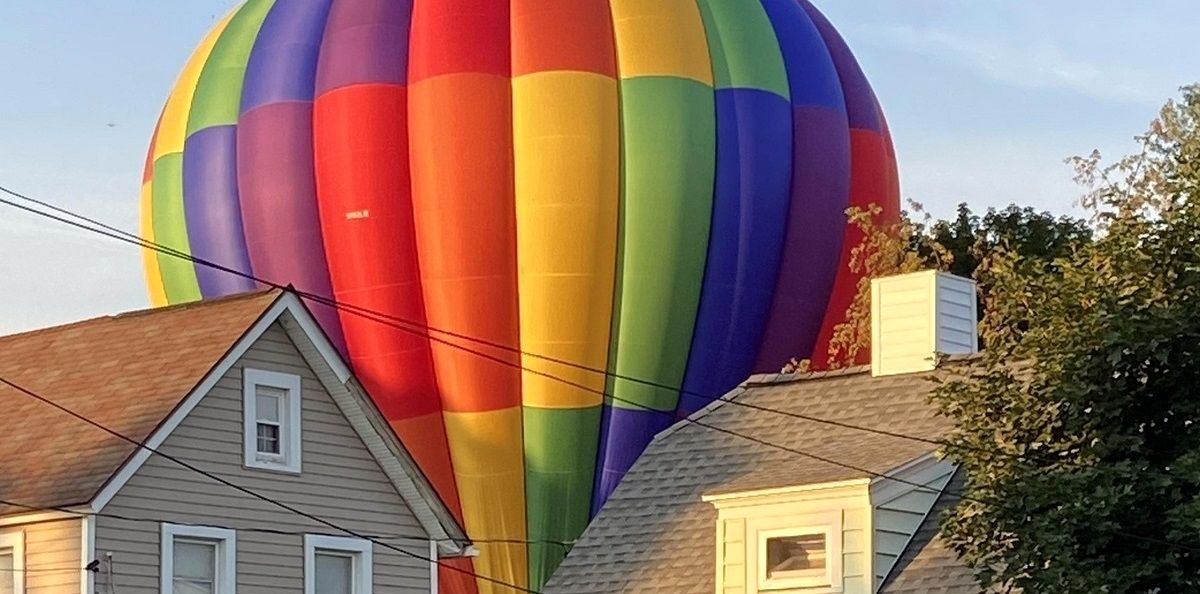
160, 524, 235, 594
765, 533, 826, 581
0, 532, 23, 594
757, 524, 839, 591
242, 368, 302, 473
304, 535, 372, 594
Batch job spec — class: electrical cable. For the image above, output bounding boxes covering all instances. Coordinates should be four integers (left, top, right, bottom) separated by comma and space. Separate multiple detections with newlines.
2, 187, 1197, 560
0, 185, 1062, 470
0, 376, 539, 593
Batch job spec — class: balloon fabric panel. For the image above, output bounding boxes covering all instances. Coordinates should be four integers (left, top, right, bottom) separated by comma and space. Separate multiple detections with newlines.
753, 0, 850, 369
140, 115, 166, 307
511, 0, 619, 588
677, 0, 792, 418
409, 1, 526, 592
594, 0, 716, 513
149, 10, 235, 304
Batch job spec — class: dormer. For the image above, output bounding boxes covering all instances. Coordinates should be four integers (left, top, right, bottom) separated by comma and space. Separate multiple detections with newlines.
704, 456, 957, 594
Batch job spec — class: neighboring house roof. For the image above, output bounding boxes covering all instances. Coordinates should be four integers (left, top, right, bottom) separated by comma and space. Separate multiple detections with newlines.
546, 364, 975, 594
0, 290, 469, 552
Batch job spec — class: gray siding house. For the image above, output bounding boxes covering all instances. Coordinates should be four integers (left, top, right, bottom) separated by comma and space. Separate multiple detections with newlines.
0, 290, 470, 594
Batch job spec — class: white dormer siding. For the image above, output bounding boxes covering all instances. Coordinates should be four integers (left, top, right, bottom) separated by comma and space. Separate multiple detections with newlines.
870, 456, 958, 589
871, 271, 978, 377
704, 456, 958, 594
705, 481, 873, 594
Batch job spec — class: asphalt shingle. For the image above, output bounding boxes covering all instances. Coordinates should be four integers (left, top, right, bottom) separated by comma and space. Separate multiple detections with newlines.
0, 290, 277, 515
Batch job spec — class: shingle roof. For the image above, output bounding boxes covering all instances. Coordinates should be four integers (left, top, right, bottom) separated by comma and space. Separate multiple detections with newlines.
880, 469, 978, 593
0, 290, 278, 515
545, 365, 969, 594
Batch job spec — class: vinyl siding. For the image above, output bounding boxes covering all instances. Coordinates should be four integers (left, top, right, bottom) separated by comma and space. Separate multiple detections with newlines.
709, 483, 872, 594
872, 458, 957, 588
0, 518, 82, 594
94, 323, 432, 593
871, 271, 977, 377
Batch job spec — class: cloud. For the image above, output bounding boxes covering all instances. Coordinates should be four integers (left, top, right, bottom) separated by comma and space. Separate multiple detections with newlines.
870, 23, 1172, 106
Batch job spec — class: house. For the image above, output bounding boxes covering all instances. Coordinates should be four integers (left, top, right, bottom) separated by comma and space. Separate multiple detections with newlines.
545, 271, 983, 594
0, 290, 470, 594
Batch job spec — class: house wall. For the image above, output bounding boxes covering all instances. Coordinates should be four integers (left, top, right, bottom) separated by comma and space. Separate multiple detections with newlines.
0, 518, 82, 594
93, 323, 432, 593
709, 483, 873, 594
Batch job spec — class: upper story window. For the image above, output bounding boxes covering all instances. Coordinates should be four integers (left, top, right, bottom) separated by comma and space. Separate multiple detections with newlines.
242, 368, 302, 473
160, 524, 236, 594
0, 531, 24, 594
304, 535, 373, 594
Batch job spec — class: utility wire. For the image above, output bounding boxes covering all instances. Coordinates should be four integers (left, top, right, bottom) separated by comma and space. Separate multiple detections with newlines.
0, 376, 539, 594
0, 185, 1051, 470
0, 496, 571, 549
2, 187, 1197, 557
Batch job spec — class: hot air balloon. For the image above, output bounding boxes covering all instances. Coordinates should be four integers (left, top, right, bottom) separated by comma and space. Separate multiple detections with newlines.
138, 0, 899, 592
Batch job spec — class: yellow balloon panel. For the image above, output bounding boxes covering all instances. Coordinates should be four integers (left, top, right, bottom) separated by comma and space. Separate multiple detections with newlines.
513, 71, 619, 409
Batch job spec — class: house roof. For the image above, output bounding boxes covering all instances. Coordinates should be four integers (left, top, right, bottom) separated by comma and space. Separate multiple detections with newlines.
0, 290, 469, 551
0, 290, 277, 515
545, 364, 969, 594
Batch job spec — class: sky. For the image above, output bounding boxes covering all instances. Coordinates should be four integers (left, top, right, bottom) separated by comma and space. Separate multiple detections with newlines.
1, 0, 1198, 334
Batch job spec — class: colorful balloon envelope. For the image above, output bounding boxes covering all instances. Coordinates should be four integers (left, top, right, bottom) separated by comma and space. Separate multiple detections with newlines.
139, 0, 899, 591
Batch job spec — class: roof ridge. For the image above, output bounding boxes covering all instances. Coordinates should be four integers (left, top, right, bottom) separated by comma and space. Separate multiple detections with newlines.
0, 289, 278, 342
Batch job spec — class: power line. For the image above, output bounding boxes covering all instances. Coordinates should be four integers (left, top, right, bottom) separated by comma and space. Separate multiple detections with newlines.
0, 496, 572, 549
0, 376, 539, 594
2, 187, 1197, 558
0, 185, 1045, 470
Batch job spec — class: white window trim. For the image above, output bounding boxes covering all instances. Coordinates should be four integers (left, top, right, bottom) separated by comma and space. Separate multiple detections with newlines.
754, 511, 843, 593
160, 524, 236, 594
1, 531, 25, 594
242, 368, 303, 474
305, 534, 373, 594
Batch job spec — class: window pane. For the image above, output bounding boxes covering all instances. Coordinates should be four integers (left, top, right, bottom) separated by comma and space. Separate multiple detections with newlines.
315, 552, 353, 594
766, 533, 826, 580
257, 423, 281, 454
173, 579, 216, 594
256, 389, 283, 423
0, 550, 13, 594
174, 540, 216, 581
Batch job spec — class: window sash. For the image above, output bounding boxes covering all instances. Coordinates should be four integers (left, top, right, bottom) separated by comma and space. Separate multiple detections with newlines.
304, 535, 372, 594
0, 549, 14, 594
161, 524, 234, 594
242, 369, 302, 473
314, 551, 355, 594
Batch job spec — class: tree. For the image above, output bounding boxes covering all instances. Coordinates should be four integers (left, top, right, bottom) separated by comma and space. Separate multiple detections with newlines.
932, 85, 1200, 593
806, 201, 1091, 370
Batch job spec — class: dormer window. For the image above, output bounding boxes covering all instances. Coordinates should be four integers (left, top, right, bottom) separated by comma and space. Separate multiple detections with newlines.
759, 525, 838, 590
704, 484, 854, 594
242, 368, 302, 473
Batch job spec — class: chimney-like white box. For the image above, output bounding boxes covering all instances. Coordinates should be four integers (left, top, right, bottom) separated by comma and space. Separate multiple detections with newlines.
871, 270, 978, 377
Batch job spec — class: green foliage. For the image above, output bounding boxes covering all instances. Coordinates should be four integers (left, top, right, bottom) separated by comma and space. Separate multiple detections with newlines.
932, 85, 1200, 593
810, 201, 1090, 370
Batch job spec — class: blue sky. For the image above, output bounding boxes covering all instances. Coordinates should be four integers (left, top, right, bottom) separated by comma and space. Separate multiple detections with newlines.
2, 0, 1197, 333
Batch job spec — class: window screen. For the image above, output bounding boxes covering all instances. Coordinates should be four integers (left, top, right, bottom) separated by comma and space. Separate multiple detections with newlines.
0, 549, 13, 594
315, 552, 354, 594
173, 540, 217, 594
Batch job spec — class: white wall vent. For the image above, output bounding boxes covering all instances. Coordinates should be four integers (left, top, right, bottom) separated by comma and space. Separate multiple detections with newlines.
871, 271, 977, 377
